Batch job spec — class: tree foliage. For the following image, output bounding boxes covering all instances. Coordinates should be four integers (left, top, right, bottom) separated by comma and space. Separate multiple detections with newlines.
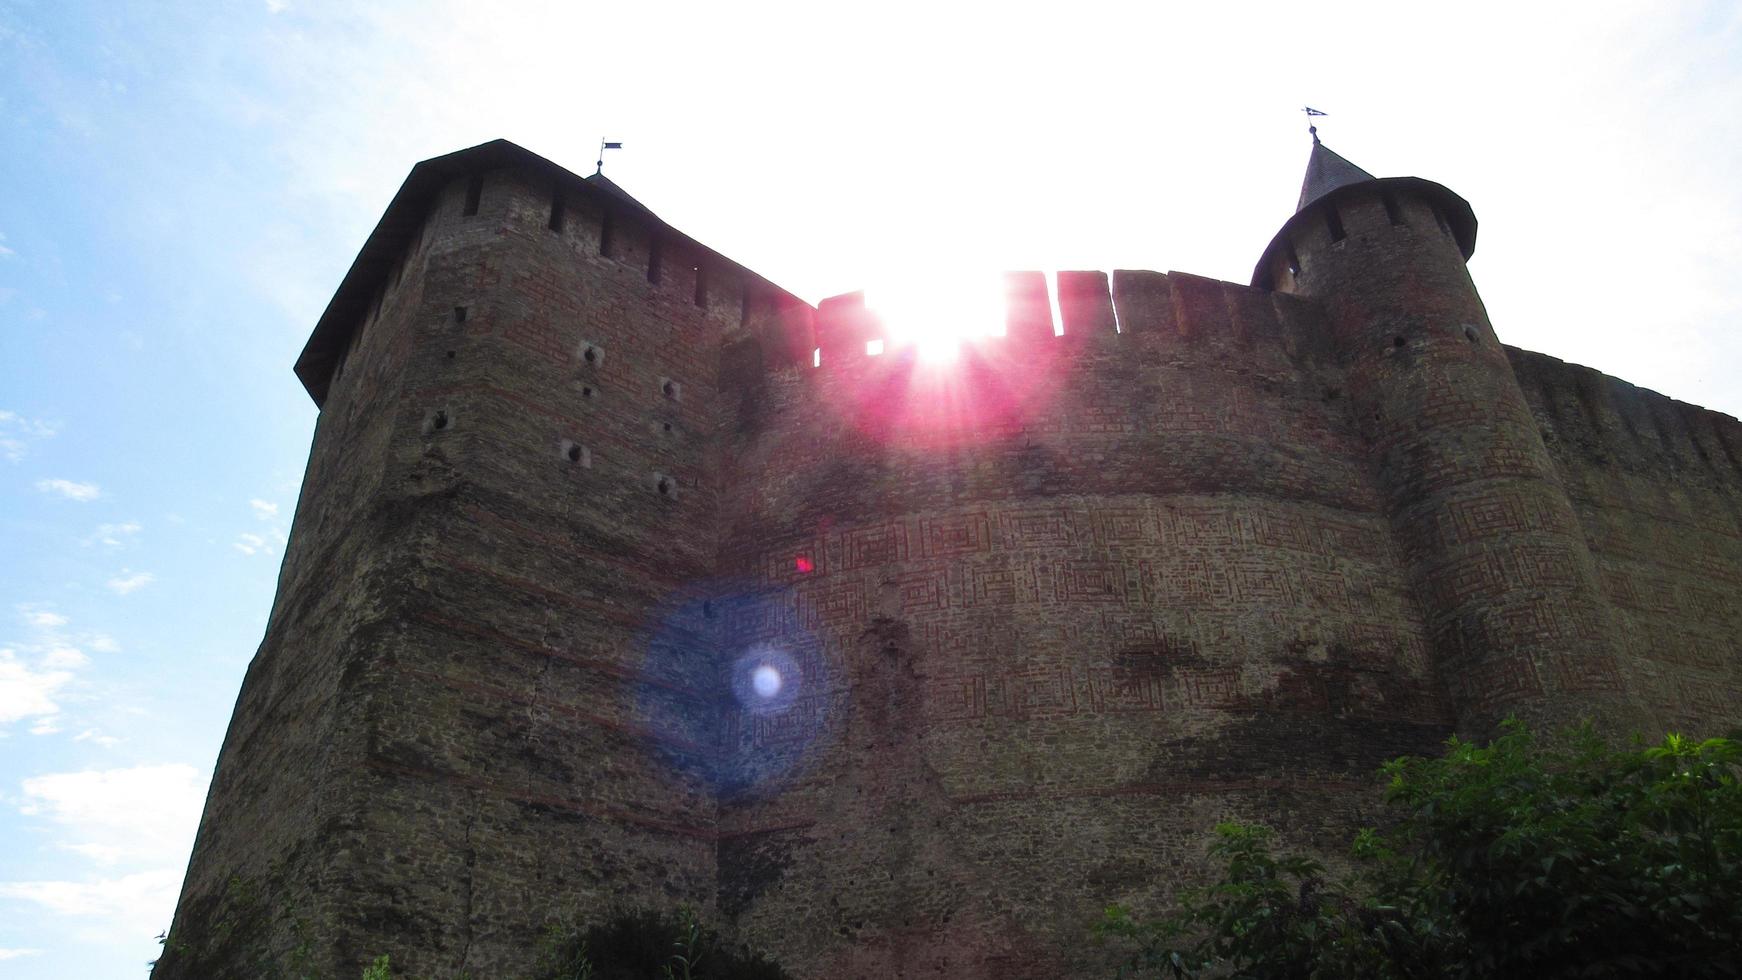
532, 906, 791, 980
1099, 724, 1742, 979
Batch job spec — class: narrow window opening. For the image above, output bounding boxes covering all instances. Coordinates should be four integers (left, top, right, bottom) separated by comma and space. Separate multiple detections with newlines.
662, 421, 674, 433
548, 188, 566, 232
581, 385, 594, 399
1286, 244, 1301, 277
583, 346, 598, 365
662, 379, 678, 400
1393, 335, 1407, 348
1324, 203, 1346, 243
657, 476, 672, 496
454, 305, 468, 323
599, 212, 616, 257
432, 410, 449, 431
446, 350, 456, 359
462, 175, 483, 216
566, 444, 583, 463
647, 238, 664, 284
693, 265, 708, 307
1381, 192, 1404, 226
1464, 326, 1481, 346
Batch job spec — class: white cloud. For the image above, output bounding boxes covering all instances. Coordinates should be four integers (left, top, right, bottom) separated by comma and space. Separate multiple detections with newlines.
0, 649, 73, 725
0, 870, 183, 937
105, 571, 154, 595
0, 948, 43, 961
248, 498, 278, 519
0, 230, 14, 259
42, 646, 88, 669
1, 608, 109, 733
265, 0, 290, 13
232, 532, 267, 556
0, 410, 59, 462
14, 764, 208, 868
0, 764, 208, 948
83, 521, 142, 548
72, 729, 120, 748
35, 478, 100, 502
24, 610, 68, 629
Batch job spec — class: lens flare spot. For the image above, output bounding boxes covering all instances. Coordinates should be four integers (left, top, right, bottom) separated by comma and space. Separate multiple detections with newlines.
752, 664, 782, 698
794, 555, 814, 573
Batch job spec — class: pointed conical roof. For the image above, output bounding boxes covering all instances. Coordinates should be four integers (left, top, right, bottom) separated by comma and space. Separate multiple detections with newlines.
1296, 139, 1377, 212
1252, 138, 1479, 289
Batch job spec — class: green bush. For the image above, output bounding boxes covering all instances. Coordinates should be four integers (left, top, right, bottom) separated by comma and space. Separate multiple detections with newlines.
532, 907, 790, 980
1099, 724, 1742, 979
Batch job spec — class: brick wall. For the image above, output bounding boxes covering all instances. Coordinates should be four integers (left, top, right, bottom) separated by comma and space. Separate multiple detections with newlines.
159, 145, 1742, 980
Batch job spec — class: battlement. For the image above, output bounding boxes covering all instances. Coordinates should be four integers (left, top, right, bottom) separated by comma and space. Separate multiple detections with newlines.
807, 270, 1328, 366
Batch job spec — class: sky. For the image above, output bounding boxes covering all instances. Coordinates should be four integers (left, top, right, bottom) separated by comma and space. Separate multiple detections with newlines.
1, 0, 1739, 976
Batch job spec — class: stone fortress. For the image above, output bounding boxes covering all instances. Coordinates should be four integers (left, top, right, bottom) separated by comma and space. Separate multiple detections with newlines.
155, 137, 1742, 979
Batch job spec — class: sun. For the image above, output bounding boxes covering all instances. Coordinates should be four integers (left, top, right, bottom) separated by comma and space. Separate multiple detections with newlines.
863, 273, 1007, 362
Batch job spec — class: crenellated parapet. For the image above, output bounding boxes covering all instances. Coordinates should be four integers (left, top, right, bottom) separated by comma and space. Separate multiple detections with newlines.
802, 268, 1324, 371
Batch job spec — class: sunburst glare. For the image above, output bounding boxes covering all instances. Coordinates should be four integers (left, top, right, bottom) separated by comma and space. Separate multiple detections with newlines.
863, 273, 1007, 362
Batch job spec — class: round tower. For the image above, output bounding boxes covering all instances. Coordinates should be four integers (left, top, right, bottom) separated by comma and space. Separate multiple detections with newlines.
1254, 138, 1643, 736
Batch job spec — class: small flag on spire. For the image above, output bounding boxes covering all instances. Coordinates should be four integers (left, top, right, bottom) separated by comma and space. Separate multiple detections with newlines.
1302, 107, 1327, 142
1303, 107, 1327, 116
596, 140, 624, 175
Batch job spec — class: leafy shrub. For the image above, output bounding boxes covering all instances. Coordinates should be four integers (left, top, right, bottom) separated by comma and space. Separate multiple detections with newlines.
532, 907, 790, 980
1099, 724, 1742, 979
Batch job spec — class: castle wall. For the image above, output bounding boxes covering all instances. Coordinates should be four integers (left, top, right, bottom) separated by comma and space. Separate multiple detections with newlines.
161, 162, 812, 977
1510, 349, 1742, 732
163, 140, 1742, 980
159, 161, 444, 975
711, 272, 1451, 978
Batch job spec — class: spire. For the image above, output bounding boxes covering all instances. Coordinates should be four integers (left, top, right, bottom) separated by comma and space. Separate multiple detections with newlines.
1296, 140, 1377, 213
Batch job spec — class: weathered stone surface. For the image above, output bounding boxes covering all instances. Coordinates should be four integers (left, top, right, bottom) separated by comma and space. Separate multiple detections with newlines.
155, 140, 1742, 980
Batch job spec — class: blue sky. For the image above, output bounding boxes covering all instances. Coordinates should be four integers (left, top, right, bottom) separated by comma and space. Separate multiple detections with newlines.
1, 1, 1739, 976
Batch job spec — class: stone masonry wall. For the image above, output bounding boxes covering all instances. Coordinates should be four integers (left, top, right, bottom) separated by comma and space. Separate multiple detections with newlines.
1510, 349, 1742, 733
162, 144, 1742, 980
711, 273, 1451, 978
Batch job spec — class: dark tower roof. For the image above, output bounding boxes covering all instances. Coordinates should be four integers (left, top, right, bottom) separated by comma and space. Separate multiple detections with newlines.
291, 140, 805, 406
1252, 140, 1479, 290
1296, 139, 1377, 212
584, 171, 665, 226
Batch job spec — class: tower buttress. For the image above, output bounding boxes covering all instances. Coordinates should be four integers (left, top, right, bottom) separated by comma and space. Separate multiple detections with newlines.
1255, 140, 1646, 736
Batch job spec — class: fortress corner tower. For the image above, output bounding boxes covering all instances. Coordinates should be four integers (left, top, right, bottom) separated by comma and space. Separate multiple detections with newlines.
1254, 138, 1649, 735
156, 138, 1742, 980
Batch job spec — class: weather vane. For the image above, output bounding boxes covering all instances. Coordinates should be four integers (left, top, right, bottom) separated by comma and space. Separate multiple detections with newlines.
596, 139, 623, 175
1303, 107, 1327, 143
